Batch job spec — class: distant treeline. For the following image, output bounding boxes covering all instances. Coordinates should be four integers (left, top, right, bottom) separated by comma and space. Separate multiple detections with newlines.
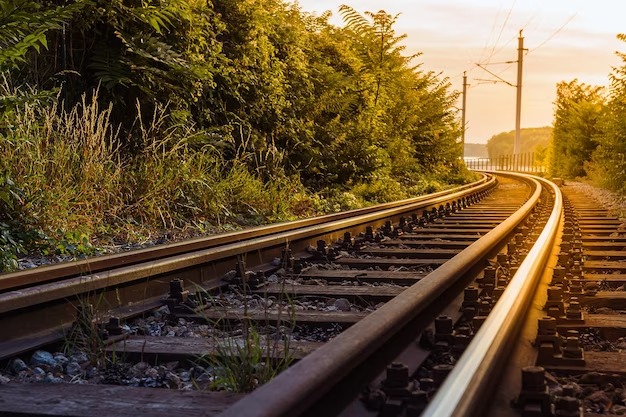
464, 142, 488, 158
486, 127, 551, 159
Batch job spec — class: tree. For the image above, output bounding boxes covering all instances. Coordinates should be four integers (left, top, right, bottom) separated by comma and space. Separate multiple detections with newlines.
549, 80, 605, 178
486, 127, 552, 158
587, 34, 626, 191
3, 1, 466, 193
338, 5, 417, 109
0, 0, 89, 111
298, 5, 462, 188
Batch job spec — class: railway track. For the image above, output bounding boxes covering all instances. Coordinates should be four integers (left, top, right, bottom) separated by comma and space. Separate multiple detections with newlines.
0, 175, 493, 358
4, 172, 623, 417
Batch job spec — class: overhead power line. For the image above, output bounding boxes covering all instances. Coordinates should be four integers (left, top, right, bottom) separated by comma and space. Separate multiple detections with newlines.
528, 12, 578, 53
473, 30, 526, 154
474, 63, 515, 87
482, 0, 518, 66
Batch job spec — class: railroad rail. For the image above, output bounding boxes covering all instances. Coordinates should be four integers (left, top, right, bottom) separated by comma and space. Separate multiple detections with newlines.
0, 174, 493, 359
4, 172, 623, 417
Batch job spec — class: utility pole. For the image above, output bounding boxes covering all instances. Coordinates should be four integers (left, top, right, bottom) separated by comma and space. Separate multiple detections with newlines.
514, 30, 525, 155
461, 71, 468, 158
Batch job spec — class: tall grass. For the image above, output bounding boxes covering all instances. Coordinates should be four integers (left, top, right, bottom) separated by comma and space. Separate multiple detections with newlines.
1, 81, 476, 265
1, 87, 124, 239
0, 86, 316, 253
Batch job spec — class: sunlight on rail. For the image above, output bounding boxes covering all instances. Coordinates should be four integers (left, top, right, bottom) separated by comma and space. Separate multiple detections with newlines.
422, 174, 562, 417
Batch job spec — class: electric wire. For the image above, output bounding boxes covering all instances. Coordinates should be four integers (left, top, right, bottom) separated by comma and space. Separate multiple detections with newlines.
528, 12, 578, 54
482, 0, 518, 66
478, 2, 505, 64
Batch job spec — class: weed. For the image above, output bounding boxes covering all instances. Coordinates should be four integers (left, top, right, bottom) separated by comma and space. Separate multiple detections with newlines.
62, 285, 123, 369
191, 254, 297, 392
207, 326, 293, 392
0, 222, 25, 272
63, 302, 107, 366
42, 230, 98, 257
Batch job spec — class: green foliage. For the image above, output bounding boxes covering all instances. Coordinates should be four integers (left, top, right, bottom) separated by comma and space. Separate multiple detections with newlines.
63, 298, 110, 367
486, 127, 552, 158
299, 7, 462, 188
0, 87, 325, 246
549, 80, 605, 178
0, 221, 25, 272
586, 34, 626, 192
0, 1, 88, 116
338, 5, 415, 108
195, 258, 296, 393
44, 230, 97, 256
0, 171, 22, 213
0, 169, 27, 271
0, 0, 89, 70
464, 143, 488, 158
205, 326, 294, 392
3, 0, 465, 181
0, 1, 476, 259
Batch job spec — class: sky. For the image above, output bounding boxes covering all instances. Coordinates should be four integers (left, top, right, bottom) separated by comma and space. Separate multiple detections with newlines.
293, 0, 625, 144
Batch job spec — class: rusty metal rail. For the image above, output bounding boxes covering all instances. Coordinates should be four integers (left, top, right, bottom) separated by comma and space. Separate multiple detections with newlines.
0, 176, 491, 293
0, 175, 495, 359
422, 174, 562, 417
217, 173, 544, 417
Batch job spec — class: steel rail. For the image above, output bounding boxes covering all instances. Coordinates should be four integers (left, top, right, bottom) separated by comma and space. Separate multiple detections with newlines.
422, 174, 562, 417
0, 176, 490, 292
0, 177, 496, 315
216, 173, 541, 417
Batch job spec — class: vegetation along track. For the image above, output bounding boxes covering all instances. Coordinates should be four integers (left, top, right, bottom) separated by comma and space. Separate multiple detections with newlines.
0, 172, 580, 417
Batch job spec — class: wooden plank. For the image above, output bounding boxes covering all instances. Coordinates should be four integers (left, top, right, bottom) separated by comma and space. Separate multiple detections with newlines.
543, 351, 626, 375
399, 233, 485, 241
431, 220, 501, 225
584, 291, 626, 309
459, 208, 517, 212
418, 225, 495, 231
557, 314, 626, 339
585, 261, 626, 270
106, 335, 323, 361
180, 308, 368, 325
585, 273, 626, 284
561, 314, 626, 328
381, 239, 476, 249
358, 248, 460, 259
584, 250, 626, 259
335, 258, 446, 268
579, 217, 620, 221
0, 382, 242, 417
442, 215, 509, 219
286, 269, 426, 283
579, 224, 622, 229
254, 283, 404, 300
587, 414, 622, 417
1, 297, 165, 362
583, 236, 626, 242
407, 228, 491, 234
580, 230, 624, 236
0, 325, 68, 361
584, 242, 626, 250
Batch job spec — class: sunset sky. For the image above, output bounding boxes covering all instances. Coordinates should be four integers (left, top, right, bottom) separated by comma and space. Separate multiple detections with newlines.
294, 0, 624, 144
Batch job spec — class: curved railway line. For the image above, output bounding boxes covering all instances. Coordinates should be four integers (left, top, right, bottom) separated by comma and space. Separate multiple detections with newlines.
2, 172, 626, 417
